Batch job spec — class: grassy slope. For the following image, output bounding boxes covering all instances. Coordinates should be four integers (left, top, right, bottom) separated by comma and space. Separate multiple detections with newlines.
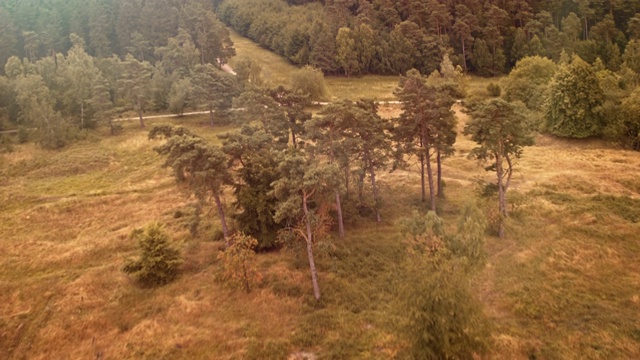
2, 33, 640, 359
228, 30, 400, 102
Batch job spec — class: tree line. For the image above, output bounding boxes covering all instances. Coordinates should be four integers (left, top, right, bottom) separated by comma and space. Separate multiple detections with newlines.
215, 0, 640, 76
0, 0, 235, 73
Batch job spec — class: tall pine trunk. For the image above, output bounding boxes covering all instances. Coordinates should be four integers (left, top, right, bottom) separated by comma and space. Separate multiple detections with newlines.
496, 151, 506, 238
303, 191, 321, 300
366, 153, 381, 223
462, 38, 468, 73
437, 149, 443, 198
420, 152, 426, 203
213, 192, 230, 247
335, 190, 345, 238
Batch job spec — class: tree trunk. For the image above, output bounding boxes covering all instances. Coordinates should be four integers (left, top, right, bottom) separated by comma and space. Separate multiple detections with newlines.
137, 98, 145, 128
425, 144, 436, 212
303, 191, 321, 300
344, 167, 350, 198
242, 262, 250, 293
357, 168, 365, 204
420, 152, 426, 203
213, 192, 230, 247
80, 102, 85, 128
462, 38, 467, 73
291, 129, 297, 148
437, 149, 443, 198
496, 151, 506, 238
335, 189, 345, 238
367, 154, 381, 223
209, 104, 214, 127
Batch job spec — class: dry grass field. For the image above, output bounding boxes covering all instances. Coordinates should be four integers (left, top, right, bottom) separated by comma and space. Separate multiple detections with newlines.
1, 104, 639, 359
2, 32, 640, 359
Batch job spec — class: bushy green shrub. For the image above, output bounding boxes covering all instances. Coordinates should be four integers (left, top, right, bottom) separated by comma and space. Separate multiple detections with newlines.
486, 82, 501, 97
123, 223, 182, 287
403, 254, 491, 360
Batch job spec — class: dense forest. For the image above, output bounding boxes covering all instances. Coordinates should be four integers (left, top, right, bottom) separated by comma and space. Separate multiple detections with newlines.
0, 0, 638, 151
214, 0, 640, 76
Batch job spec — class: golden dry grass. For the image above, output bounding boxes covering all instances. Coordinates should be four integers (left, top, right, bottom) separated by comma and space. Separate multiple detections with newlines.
2, 82, 640, 359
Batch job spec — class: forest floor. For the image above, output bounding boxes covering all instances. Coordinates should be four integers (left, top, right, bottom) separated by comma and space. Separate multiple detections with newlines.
1, 32, 640, 360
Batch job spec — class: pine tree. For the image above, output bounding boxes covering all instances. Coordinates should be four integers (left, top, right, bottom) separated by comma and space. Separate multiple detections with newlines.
464, 99, 534, 238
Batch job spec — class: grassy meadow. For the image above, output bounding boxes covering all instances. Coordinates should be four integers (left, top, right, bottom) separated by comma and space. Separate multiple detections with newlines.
1, 32, 640, 360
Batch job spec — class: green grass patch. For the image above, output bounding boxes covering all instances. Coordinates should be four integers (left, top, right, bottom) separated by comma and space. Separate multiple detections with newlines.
324, 75, 401, 101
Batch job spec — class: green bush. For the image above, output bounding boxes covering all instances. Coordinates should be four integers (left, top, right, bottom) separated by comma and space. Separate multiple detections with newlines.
123, 223, 182, 287
486, 82, 502, 97
403, 253, 490, 359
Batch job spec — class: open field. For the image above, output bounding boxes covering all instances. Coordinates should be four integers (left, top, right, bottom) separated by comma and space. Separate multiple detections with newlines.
2, 31, 640, 359
1, 104, 640, 359
228, 30, 401, 102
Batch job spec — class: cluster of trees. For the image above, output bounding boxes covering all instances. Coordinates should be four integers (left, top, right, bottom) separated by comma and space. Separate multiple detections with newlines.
500, 53, 640, 149
150, 55, 534, 304
216, 0, 640, 76
0, 0, 238, 147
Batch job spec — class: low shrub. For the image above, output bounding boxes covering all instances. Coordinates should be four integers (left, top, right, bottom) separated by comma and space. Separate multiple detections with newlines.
123, 222, 182, 287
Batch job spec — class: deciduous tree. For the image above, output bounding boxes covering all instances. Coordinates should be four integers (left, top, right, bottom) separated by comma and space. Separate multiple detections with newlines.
544, 55, 605, 138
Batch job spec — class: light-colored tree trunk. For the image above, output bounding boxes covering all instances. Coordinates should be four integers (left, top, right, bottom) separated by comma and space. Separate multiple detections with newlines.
209, 104, 214, 127
420, 152, 426, 203
302, 191, 321, 300
425, 146, 436, 212
335, 190, 345, 238
496, 151, 506, 238
366, 153, 381, 223
213, 192, 230, 247
80, 102, 85, 128
462, 38, 468, 73
437, 150, 443, 198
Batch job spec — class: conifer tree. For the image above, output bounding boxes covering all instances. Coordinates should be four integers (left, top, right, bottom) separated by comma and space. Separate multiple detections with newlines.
464, 99, 534, 238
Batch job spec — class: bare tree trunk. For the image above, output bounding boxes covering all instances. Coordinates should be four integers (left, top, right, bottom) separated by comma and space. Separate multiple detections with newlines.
425, 146, 436, 212
462, 38, 467, 73
344, 167, 350, 198
213, 193, 230, 247
303, 191, 321, 300
420, 152, 426, 203
437, 149, 443, 198
137, 98, 145, 128
80, 102, 85, 128
209, 104, 214, 127
496, 151, 506, 238
335, 190, 345, 238
367, 154, 381, 223
242, 262, 250, 293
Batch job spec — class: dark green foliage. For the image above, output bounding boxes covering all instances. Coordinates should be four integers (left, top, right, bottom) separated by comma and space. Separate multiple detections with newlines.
544, 56, 605, 138
221, 125, 283, 250
603, 87, 640, 150
123, 223, 182, 287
